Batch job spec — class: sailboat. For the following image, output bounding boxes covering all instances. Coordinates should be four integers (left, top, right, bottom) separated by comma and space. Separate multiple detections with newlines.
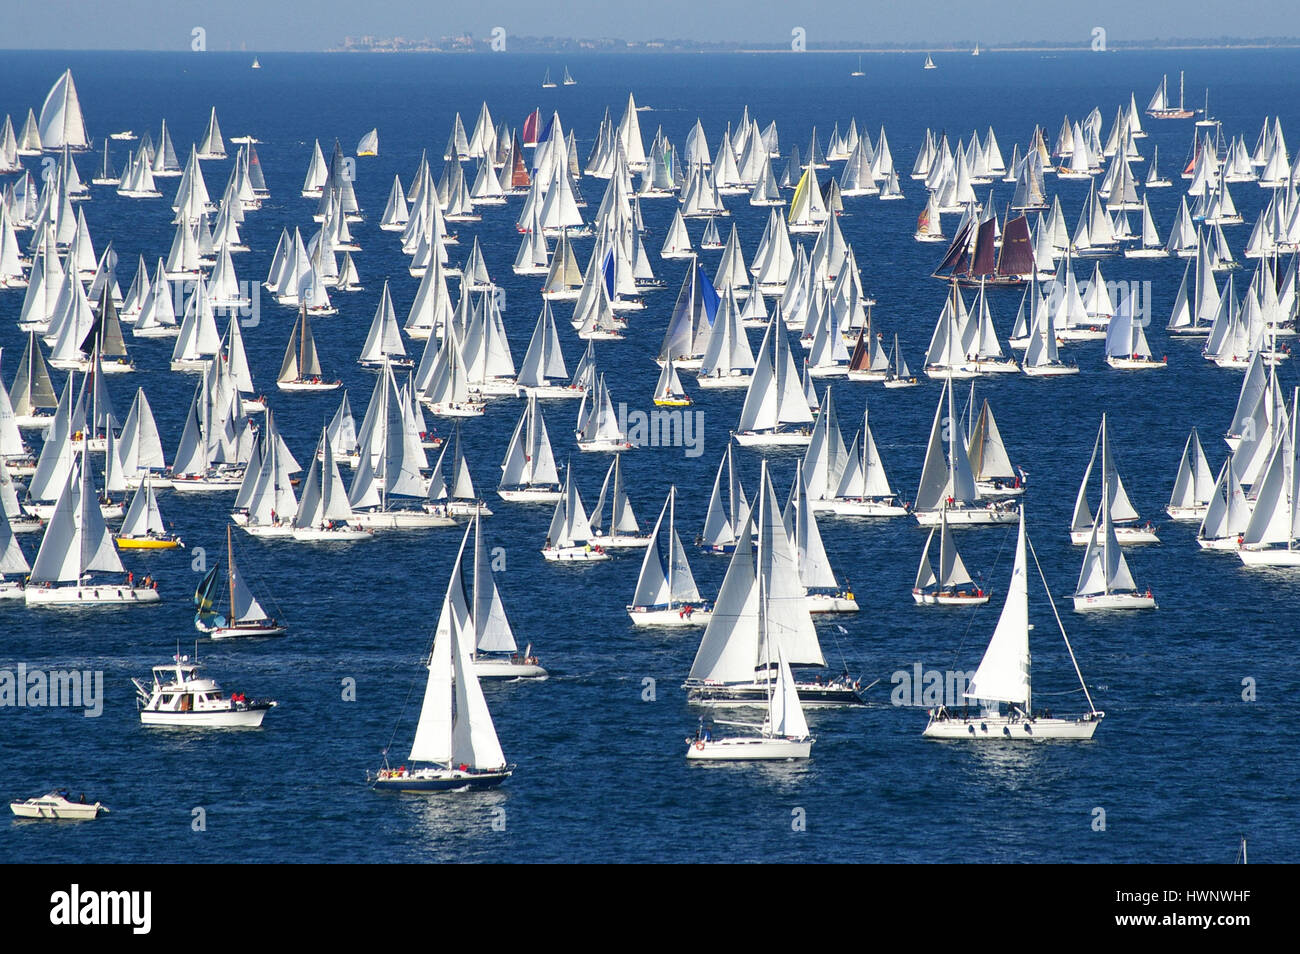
912, 510, 990, 605
562, 66, 576, 86
497, 394, 563, 502
1196, 457, 1249, 551
575, 373, 631, 452
732, 311, 815, 446
370, 522, 514, 792
1146, 71, 1194, 120
913, 379, 1018, 526
0, 495, 32, 597
924, 509, 1106, 738
194, 526, 286, 637
1070, 415, 1159, 544
1237, 388, 1300, 567
882, 333, 919, 388
1167, 428, 1214, 520
699, 445, 751, 554
542, 69, 557, 89
850, 56, 865, 78
628, 486, 712, 626
1073, 477, 1157, 611
653, 353, 692, 407
923, 54, 937, 70
114, 477, 182, 549
251, 58, 261, 69
292, 428, 373, 541
1196, 89, 1216, 127
541, 463, 608, 562
1105, 292, 1167, 369
590, 454, 650, 548
684, 460, 863, 707
687, 643, 811, 761
819, 404, 909, 516
25, 451, 161, 606
356, 128, 379, 157
277, 306, 341, 392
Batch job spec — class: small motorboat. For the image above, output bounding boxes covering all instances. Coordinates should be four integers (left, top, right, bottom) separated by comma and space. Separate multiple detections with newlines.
10, 790, 109, 819
134, 655, 277, 727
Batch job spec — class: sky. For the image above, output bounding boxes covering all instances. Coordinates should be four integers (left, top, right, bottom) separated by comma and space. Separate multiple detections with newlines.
0, 0, 1294, 50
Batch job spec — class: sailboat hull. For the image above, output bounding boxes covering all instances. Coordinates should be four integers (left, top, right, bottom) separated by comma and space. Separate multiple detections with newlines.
806, 593, 859, 613
814, 497, 909, 517
687, 682, 864, 707
627, 604, 712, 627
732, 430, 813, 448
25, 584, 162, 606
371, 767, 512, 792
915, 507, 1017, 527
473, 659, 547, 679
1166, 504, 1209, 521
1196, 535, 1241, 551
1237, 547, 1300, 567
497, 487, 564, 503
1070, 525, 1159, 545
353, 510, 456, 529
696, 372, 753, 389
923, 713, 1101, 740
1072, 591, 1157, 611
686, 737, 812, 760
590, 533, 651, 549
541, 545, 609, 562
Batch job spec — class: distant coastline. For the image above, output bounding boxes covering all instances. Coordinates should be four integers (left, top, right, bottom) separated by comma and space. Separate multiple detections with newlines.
328, 35, 1300, 54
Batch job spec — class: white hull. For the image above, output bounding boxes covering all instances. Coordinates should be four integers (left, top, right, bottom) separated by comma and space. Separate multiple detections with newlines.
686, 736, 812, 760
1196, 535, 1241, 551
10, 798, 107, 820
1070, 525, 1159, 545
520, 384, 586, 400
205, 623, 287, 639
814, 497, 909, 517
1166, 504, 1208, 521
1238, 547, 1300, 567
627, 604, 712, 626
25, 584, 162, 606
915, 506, 1018, 526
291, 526, 375, 541
576, 438, 634, 453
541, 545, 609, 562
1022, 364, 1080, 377
497, 487, 563, 503
591, 533, 651, 549
140, 708, 268, 727
806, 593, 859, 613
354, 510, 456, 529
975, 480, 1025, 498
1072, 591, 1157, 611
732, 430, 813, 447
277, 380, 342, 392
473, 658, 548, 679
923, 713, 1101, 740
1107, 356, 1168, 370
696, 373, 753, 389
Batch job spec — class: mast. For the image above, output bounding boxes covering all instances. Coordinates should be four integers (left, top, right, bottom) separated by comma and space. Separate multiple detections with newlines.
227, 524, 235, 622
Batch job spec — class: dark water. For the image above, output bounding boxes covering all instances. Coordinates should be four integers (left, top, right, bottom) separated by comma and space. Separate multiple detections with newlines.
0, 49, 1297, 863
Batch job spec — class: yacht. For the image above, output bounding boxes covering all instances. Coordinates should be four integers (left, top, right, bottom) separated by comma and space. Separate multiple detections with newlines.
134, 656, 276, 727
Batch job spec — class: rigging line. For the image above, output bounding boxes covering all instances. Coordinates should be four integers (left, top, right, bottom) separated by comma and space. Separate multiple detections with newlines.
1027, 532, 1099, 716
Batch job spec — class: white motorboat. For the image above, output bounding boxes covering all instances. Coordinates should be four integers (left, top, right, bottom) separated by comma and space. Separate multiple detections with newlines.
133, 655, 276, 727
10, 791, 108, 820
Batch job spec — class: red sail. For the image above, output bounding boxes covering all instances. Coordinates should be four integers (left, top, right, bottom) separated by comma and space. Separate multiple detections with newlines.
522, 109, 540, 147
969, 217, 998, 277
995, 214, 1034, 278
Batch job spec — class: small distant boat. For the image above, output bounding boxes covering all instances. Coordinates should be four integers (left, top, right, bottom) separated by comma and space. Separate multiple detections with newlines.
251, 58, 261, 69
850, 56, 864, 77
913, 510, 991, 605
1146, 71, 1194, 119
1196, 89, 1216, 127
194, 527, 287, 638
114, 478, 183, 549
541, 463, 609, 562
883, 333, 919, 388
541, 69, 557, 89
134, 652, 277, 727
10, 791, 108, 820
277, 307, 341, 392
653, 354, 692, 407
562, 66, 576, 86
109, 130, 135, 141
356, 128, 378, 157
628, 485, 711, 626
923, 54, 936, 70
971, 43, 981, 56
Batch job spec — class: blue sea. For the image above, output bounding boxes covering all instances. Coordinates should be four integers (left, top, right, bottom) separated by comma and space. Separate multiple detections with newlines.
0, 49, 1297, 863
